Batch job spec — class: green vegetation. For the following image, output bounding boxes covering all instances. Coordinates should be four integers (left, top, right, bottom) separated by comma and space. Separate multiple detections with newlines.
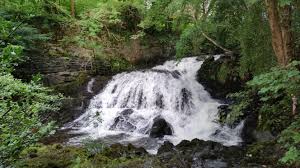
15, 143, 160, 168
0, 1, 63, 165
226, 61, 300, 166
0, 74, 62, 164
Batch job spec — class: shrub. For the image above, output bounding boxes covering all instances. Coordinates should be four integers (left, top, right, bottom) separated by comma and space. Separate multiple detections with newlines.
0, 74, 63, 164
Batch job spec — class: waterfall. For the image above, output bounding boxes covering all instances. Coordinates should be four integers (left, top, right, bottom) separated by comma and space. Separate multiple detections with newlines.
66, 56, 243, 153
87, 78, 95, 93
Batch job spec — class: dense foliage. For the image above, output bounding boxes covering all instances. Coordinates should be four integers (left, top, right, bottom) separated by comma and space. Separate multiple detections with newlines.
0, 74, 62, 164
0, 1, 63, 165
226, 61, 300, 165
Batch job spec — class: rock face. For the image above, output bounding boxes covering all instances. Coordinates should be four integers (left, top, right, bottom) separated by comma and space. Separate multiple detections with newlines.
119, 38, 175, 65
15, 45, 113, 126
150, 117, 173, 138
197, 55, 243, 99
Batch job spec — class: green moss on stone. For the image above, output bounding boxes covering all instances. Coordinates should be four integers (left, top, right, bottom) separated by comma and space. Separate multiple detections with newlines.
15, 143, 163, 168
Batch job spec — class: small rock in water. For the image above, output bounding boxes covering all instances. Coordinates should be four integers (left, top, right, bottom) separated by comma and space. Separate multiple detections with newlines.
150, 117, 172, 138
109, 109, 136, 132
171, 70, 181, 79
93, 122, 99, 128
120, 109, 134, 116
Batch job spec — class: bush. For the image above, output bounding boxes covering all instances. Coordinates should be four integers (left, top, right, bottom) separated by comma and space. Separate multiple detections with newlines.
0, 74, 63, 164
278, 118, 300, 166
227, 61, 300, 166
227, 61, 300, 132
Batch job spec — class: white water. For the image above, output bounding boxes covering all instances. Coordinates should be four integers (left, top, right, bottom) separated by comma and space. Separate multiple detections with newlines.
87, 78, 95, 93
66, 56, 242, 153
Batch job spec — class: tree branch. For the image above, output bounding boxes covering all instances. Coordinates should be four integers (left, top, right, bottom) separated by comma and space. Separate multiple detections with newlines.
201, 32, 232, 53
0, 107, 12, 120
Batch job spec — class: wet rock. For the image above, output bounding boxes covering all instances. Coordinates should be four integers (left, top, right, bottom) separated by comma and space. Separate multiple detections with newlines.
155, 94, 164, 109
157, 141, 175, 154
241, 115, 258, 144
149, 117, 173, 138
109, 109, 136, 132
120, 109, 134, 116
156, 139, 253, 168
197, 55, 243, 99
171, 70, 181, 79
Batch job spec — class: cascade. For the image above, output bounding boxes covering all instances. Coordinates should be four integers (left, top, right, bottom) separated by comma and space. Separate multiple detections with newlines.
65, 57, 243, 153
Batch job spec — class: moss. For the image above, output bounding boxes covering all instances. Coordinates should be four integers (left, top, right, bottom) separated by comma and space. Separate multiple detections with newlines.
197, 56, 243, 98
16, 144, 89, 168
15, 143, 162, 168
217, 63, 231, 84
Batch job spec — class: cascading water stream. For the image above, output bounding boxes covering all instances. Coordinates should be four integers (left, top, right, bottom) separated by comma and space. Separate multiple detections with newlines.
65, 56, 243, 153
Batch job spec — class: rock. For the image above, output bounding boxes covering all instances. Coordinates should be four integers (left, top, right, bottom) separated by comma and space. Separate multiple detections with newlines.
241, 115, 258, 144
217, 105, 230, 124
156, 139, 256, 168
203, 159, 228, 168
149, 117, 173, 138
109, 109, 136, 132
197, 55, 243, 99
120, 109, 134, 116
252, 130, 276, 142
157, 141, 175, 154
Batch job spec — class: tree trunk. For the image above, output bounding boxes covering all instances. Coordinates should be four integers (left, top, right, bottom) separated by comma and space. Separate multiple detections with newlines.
70, 0, 75, 17
280, 5, 293, 63
265, 0, 293, 66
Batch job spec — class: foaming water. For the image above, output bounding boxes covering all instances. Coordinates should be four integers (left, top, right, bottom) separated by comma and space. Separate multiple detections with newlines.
65, 56, 243, 153
87, 78, 95, 93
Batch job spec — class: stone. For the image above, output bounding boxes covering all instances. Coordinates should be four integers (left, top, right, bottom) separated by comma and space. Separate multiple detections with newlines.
149, 117, 173, 138
109, 109, 136, 132
197, 55, 242, 99
252, 130, 275, 142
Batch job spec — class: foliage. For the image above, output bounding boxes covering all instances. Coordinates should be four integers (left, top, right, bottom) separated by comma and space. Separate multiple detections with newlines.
279, 118, 300, 166
0, 74, 63, 164
236, 2, 276, 75
228, 61, 300, 131
0, 45, 23, 73
247, 61, 300, 102
227, 61, 300, 165
0, 1, 64, 165
226, 90, 256, 125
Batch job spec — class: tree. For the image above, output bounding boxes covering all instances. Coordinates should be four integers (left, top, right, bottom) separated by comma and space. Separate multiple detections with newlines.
70, 0, 75, 17
264, 0, 293, 66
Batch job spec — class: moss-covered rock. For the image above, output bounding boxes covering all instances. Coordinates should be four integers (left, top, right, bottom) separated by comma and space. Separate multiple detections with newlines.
15, 143, 162, 168
16, 144, 88, 168
197, 55, 243, 99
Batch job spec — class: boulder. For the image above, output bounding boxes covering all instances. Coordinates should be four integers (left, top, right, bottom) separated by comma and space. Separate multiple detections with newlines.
197, 55, 243, 99
157, 139, 249, 168
109, 109, 136, 132
149, 117, 172, 138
